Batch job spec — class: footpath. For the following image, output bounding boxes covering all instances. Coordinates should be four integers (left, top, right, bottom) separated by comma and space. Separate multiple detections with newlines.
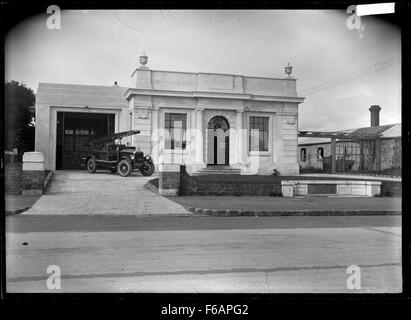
168, 195, 402, 216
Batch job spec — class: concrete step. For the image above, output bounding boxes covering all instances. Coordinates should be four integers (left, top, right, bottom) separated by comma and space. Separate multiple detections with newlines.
198, 167, 241, 175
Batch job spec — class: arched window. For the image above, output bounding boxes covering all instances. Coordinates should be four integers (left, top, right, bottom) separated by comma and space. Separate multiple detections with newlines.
300, 148, 307, 161
317, 147, 324, 159
208, 116, 229, 132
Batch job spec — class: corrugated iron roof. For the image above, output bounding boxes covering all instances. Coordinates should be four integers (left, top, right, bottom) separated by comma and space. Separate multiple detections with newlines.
298, 137, 331, 145
337, 124, 397, 137
298, 123, 401, 145
381, 124, 401, 138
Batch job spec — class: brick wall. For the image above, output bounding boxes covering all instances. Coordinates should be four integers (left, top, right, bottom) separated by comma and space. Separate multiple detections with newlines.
179, 166, 282, 196
381, 181, 402, 197
22, 171, 45, 190
5, 163, 22, 195
159, 171, 180, 190
178, 166, 400, 197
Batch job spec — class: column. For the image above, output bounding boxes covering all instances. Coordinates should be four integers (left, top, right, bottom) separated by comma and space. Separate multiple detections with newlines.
151, 106, 159, 167
236, 110, 244, 165
331, 138, 336, 174
195, 108, 205, 168
22, 152, 45, 195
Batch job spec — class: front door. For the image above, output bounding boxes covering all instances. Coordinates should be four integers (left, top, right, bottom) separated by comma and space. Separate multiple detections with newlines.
207, 116, 230, 165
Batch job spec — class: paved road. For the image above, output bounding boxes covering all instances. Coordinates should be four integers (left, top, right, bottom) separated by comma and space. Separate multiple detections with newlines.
23, 170, 188, 216
6, 215, 401, 232
6, 216, 402, 293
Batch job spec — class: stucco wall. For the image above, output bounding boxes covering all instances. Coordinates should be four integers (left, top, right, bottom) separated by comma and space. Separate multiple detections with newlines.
143, 70, 298, 97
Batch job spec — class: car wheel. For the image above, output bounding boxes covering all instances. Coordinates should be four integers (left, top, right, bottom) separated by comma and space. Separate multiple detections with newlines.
117, 159, 132, 177
140, 160, 155, 176
87, 158, 97, 173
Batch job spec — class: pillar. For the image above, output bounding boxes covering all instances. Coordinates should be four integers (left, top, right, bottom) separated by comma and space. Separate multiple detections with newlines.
158, 164, 180, 196
195, 108, 205, 170
281, 181, 295, 197
236, 110, 244, 165
22, 152, 45, 195
331, 138, 336, 174
151, 106, 159, 167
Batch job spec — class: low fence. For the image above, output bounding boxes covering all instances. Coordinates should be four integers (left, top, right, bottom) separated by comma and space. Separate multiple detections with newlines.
176, 166, 401, 197
4, 152, 53, 195
179, 166, 282, 196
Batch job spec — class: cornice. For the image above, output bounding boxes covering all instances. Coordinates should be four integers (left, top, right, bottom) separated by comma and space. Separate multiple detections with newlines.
125, 88, 305, 104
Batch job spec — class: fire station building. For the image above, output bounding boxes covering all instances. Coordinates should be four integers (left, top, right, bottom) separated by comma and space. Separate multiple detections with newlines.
35, 54, 305, 176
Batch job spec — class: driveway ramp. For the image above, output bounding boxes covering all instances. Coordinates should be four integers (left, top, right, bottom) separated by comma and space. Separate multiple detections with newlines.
23, 171, 189, 216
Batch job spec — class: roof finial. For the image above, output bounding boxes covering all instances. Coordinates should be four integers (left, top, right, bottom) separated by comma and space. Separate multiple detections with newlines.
139, 52, 148, 68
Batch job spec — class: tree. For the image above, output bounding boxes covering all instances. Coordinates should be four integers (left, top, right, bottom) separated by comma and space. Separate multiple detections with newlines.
4, 81, 35, 152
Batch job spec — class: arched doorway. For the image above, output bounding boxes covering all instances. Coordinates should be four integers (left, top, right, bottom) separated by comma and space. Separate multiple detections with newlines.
207, 116, 230, 165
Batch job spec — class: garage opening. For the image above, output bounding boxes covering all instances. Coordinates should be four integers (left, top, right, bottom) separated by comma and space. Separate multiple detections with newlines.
56, 112, 115, 169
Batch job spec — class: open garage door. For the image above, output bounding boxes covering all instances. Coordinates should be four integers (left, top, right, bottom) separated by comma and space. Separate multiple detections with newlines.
56, 112, 115, 169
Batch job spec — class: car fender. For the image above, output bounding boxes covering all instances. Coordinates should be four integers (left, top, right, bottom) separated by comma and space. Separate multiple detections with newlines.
81, 155, 96, 168
118, 155, 131, 163
117, 156, 132, 166
82, 155, 94, 163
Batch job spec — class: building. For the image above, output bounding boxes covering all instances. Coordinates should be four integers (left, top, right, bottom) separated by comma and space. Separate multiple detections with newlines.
298, 106, 401, 175
35, 54, 305, 176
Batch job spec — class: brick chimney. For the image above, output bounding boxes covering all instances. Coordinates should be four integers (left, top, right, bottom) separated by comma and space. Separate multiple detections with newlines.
369, 105, 381, 127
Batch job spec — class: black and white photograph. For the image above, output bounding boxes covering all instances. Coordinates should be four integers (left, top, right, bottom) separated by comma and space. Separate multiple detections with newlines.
2, 3, 405, 300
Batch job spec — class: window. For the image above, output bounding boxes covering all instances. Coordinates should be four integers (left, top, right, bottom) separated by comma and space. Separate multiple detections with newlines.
249, 116, 269, 151
317, 147, 324, 159
300, 148, 307, 161
164, 113, 187, 150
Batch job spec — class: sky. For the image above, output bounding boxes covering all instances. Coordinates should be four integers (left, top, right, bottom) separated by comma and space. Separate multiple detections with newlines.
5, 9, 401, 131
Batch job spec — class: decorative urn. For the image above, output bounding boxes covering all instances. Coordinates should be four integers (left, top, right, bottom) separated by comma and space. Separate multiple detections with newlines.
139, 52, 148, 68
284, 62, 293, 77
